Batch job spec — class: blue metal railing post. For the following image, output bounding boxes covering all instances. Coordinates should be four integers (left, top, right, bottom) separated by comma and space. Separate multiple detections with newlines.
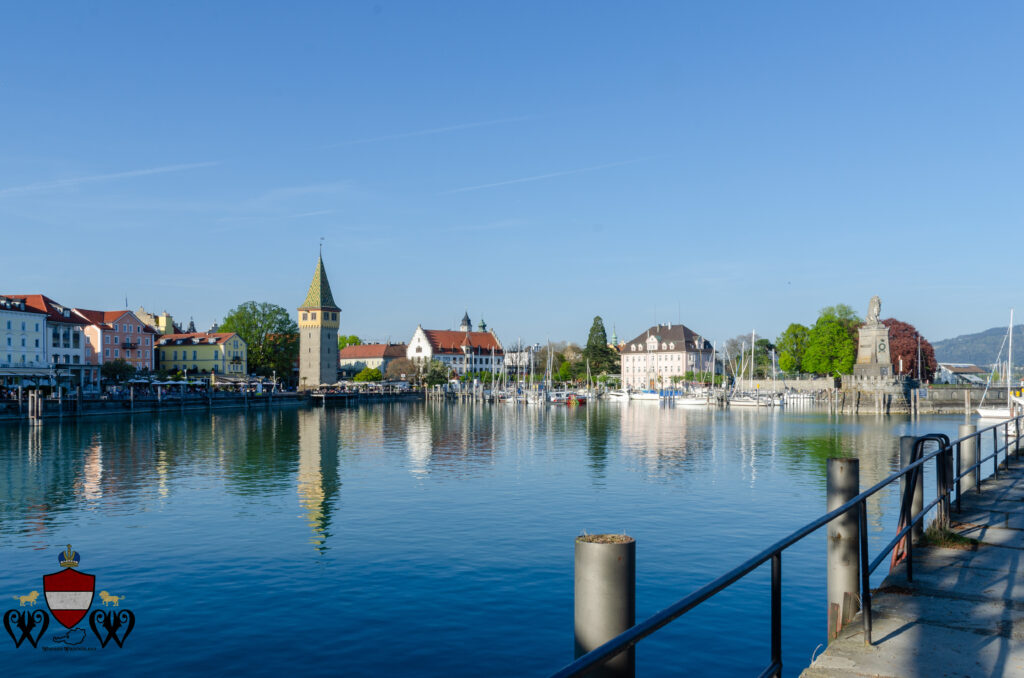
770, 553, 781, 676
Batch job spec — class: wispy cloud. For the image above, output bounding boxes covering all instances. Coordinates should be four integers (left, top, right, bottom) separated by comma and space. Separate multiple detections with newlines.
253, 181, 354, 205
289, 209, 335, 219
326, 115, 536, 148
439, 158, 647, 195
0, 161, 219, 197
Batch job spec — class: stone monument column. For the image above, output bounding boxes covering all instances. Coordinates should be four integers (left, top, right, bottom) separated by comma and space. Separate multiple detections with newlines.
853, 295, 893, 379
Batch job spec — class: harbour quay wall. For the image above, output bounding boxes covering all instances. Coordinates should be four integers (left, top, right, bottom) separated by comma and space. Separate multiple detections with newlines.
0, 392, 306, 422
737, 377, 836, 392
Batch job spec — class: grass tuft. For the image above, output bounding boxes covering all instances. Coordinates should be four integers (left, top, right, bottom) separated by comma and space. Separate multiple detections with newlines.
922, 523, 979, 551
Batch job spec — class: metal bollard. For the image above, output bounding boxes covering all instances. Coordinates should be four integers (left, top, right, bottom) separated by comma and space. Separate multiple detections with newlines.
575, 534, 635, 678
959, 424, 978, 494
827, 458, 860, 642
900, 436, 924, 543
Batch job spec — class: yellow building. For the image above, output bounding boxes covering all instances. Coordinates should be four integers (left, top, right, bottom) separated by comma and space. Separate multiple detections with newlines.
155, 332, 247, 375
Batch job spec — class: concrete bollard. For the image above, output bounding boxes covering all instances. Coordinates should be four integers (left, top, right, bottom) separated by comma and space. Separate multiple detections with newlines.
959, 424, 978, 493
575, 534, 635, 678
827, 458, 860, 641
900, 436, 924, 543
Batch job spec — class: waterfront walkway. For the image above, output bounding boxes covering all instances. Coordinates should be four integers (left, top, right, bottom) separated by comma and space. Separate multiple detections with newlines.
804, 464, 1024, 677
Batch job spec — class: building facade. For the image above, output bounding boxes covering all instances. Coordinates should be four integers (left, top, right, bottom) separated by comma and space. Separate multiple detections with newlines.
6, 294, 91, 391
620, 323, 714, 390
155, 332, 247, 375
406, 312, 504, 377
338, 343, 408, 379
298, 254, 341, 390
136, 307, 179, 335
0, 296, 48, 387
74, 309, 158, 378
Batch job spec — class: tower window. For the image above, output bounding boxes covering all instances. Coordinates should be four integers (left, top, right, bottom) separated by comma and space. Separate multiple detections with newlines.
311, 312, 317, 320
302, 312, 308, 321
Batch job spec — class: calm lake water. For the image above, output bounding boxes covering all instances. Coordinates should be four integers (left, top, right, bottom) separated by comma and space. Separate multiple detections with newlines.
0, 402, 971, 676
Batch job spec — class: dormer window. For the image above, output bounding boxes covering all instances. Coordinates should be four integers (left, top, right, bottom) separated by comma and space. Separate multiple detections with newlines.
669, 342, 675, 350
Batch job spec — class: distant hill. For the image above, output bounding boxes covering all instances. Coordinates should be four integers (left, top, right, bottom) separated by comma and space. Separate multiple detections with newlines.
932, 325, 1024, 366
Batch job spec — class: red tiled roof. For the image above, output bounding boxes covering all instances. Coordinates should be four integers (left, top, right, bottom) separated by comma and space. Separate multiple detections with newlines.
423, 330, 502, 354
2, 292, 80, 323
339, 343, 408, 360
156, 332, 239, 346
73, 308, 158, 333
0, 295, 49, 316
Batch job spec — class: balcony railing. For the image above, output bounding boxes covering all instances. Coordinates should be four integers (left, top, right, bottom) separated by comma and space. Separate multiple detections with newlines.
122, 341, 139, 350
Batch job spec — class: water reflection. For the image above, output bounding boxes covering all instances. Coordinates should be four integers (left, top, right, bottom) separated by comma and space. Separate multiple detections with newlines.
297, 409, 341, 552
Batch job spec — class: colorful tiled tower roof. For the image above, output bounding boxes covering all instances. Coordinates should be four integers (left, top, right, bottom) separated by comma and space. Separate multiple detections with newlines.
299, 255, 340, 310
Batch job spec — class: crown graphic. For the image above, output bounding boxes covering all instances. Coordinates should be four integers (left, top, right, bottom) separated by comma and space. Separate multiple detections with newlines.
59, 544, 80, 569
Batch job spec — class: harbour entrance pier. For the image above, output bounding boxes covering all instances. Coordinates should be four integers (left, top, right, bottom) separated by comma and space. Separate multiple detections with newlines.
551, 418, 1024, 678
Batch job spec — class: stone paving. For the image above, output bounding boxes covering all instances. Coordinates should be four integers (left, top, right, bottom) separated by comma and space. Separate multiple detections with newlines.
803, 464, 1024, 677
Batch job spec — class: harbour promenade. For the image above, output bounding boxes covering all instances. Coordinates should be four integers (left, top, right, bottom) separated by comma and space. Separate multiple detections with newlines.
0, 389, 423, 423
804, 463, 1024, 676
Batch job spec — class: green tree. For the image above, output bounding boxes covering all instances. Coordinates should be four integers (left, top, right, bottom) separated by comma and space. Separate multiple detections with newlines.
423, 360, 448, 386
338, 335, 362, 351
264, 332, 299, 380
776, 323, 810, 373
220, 301, 298, 375
353, 367, 382, 382
819, 303, 862, 344
803, 316, 856, 377
101, 359, 136, 383
582, 316, 620, 375
557, 360, 574, 383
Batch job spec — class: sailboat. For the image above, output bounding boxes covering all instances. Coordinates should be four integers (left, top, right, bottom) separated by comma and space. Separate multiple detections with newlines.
977, 309, 1019, 419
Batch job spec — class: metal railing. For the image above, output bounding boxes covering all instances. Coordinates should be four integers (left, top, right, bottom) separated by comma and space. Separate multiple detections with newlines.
551, 415, 1024, 678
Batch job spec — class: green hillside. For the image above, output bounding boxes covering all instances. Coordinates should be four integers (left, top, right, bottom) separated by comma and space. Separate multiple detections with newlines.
932, 325, 1024, 365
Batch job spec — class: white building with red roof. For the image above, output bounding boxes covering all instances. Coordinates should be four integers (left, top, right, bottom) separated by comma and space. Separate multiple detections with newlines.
2, 294, 94, 391
339, 343, 408, 378
406, 312, 504, 377
0, 295, 49, 386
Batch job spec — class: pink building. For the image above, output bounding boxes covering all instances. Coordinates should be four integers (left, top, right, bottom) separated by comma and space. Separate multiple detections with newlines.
74, 309, 158, 382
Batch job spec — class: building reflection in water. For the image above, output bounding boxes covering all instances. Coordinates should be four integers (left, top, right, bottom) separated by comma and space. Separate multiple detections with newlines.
79, 434, 103, 502
297, 409, 341, 552
616, 402, 719, 480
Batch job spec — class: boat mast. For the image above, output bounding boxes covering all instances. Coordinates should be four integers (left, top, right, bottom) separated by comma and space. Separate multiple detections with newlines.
1010, 308, 1014, 412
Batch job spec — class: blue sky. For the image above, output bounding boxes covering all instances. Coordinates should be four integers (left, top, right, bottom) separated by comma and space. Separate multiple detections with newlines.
2, 2, 1023, 347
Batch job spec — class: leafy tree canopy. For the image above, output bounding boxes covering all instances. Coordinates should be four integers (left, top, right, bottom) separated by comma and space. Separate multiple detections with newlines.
353, 367, 382, 382
776, 323, 810, 373
220, 301, 298, 376
101, 359, 136, 383
803, 316, 856, 377
338, 335, 362, 351
423, 360, 448, 386
882, 318, 937, 381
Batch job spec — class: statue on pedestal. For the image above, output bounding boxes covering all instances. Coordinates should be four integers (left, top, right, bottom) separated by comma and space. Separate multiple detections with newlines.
866, 296, 881, 326
853, 295, 893, 380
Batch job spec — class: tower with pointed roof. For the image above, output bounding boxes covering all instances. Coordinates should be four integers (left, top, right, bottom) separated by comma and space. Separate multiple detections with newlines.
298, 253, 341, 390
459, 311, 471, 332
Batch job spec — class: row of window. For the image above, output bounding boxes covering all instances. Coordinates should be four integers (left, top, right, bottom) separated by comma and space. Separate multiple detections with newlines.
4, 320, 40, 332
300, 311, 339, 322
5, 336, 38, 348
104, 334, 151, 346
